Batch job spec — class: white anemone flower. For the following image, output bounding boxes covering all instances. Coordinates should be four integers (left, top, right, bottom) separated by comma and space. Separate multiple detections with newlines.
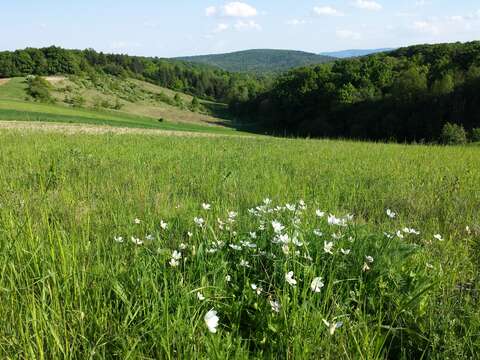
187, 231, 193, 238
396, 230, 404, 239
229, 244, 242, 251
322, 319, 343, 335
386, 209, 396, 219
239, 259, 250, 267
134, 218, 141, 224
225, 275, 232, 282
160, 220, 168, 230
285, 271, 297, 287
179, 243, 187, 250
114, 236, 124, 243
362, 263, 370, 272
272, 220, 285, 234
328, 214, 347, 227
313, 229, 323, 237
311, 277, 325, 293
269, 299, 281, 313
263, 198, 272, 205
202, 203, 211, 210
340, 248, 351, 255
197, 292, 205, 301
204, 309, 219, 333
131, 236, 143, 246
324, 241, 334, 254
286, 203, 296, 212
145, 234, 155, 241
365, 256, 374, 263
316, 210, 325, 218
169, 258, 179, 267
434, 234, 444, 241
172, 250, 182, 260
250, 232, 257, 239
282, 244, 290, 255
194, 217, 205, 228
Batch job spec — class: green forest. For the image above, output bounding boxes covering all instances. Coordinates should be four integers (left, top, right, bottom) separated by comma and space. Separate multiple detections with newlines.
2, 42, 480, 142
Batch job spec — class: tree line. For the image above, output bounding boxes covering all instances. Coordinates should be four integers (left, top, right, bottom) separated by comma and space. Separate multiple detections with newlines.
232, 41, 480, 142
0, 46, 268, 103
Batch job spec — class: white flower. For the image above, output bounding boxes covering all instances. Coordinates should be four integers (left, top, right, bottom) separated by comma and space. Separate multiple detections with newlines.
263, 198, 272, 205
229, 244, 242, 251
271, 220, 285, 234
332, 232, 343, 240
282, 244, 290, 255
313, 229, 323, 237
386, 209, 396, 219
365, 256, 374, 263
134, 218, 141, 224
114, 236, 124, 243
228, 211, 237, 219
324, 241, 334, 254
316, 210, 325, 218
187, 232, 193, 238
169, 258, 179, 267
172, 250, 182, 260
225, 275, 231, 282
251, 284, 262, 295
340, 248, 351, 255
194, 217, 205, 227
160, 220, 168, 230
131, 236, 143, 245
322, 319, 343, 335
204, 309, 219, 333
362, 263, 370, 272
240, 240, 257, 248
206, 248, 217, 254
285, 271, 297, 287
466, 226, 471, 235
279, 234, 290, 244
403, 227, 420, 235
197, 292, 205, 301
239, 259, 250, 267
202, 203, 211, 210
250, 232, 257, 239
145, 234, 155, 241
328, 214, 347, 227
179, 243, 187, 250
270, 299, 280, 313
311, 277, 325, 293
396, 230, 404, 239
286, 203, 296, 212
433, 234, 443, 241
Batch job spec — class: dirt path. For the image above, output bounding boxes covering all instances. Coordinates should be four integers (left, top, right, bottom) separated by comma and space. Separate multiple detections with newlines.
0, 79, 11, 86
0, 120, 250, 138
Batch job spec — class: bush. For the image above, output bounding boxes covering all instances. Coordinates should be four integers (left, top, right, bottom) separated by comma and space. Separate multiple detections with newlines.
471, 128, 480, 142
26, 76, 54, 103
440, 123, 467, 145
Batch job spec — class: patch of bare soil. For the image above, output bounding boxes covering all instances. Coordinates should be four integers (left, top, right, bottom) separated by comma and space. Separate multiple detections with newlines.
44, 76, 67, 84
0, 79, 11, 86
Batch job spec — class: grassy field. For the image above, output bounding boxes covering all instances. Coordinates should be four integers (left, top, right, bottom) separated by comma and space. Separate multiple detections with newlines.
0, 130, 479, 359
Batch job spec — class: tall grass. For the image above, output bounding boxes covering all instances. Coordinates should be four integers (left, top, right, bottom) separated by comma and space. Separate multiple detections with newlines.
0, 131, 479, 358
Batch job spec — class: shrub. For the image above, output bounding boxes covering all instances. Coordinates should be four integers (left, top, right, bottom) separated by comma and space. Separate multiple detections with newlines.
440, 123, 467, 145
26, 76, 54, 103
471, 128, 480, 142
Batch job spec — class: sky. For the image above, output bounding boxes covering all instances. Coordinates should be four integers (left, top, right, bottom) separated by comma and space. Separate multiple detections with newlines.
1, 1, 480, 57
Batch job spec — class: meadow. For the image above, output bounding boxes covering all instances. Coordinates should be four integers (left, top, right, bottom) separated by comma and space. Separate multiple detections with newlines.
0, 130, 479, 359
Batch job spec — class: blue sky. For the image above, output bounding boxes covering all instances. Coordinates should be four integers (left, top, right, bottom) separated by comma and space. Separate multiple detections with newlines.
1, 1, 479, 57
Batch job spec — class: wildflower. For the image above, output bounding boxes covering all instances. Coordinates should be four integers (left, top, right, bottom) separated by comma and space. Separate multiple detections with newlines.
206, 248, 217, 254
282, 244, 290, 255
263, 198, 272, 205
322, 319, 343, 335
362, 263, 370, 272
328, 214, 347, 227
194, 217, 205, 228
340, 248, 351, 255
285, 271, 297, 287
228, 211, 237, 220
311, 277, 325, 293
202, 203, 211, 210
426, 263, 434, 269
286, 203, 296, 212
365, 256, 374, 263
434, 234, 444, 241
169, 258, 179, 267
313, 229, 323, 237
229, 244, 242, 251
272, 220, 285, 234
386, 209, 396, 219
332, 232, 343, 240
270, 299, 281, 313
239, 259, 250, 267
250, 232, 257, 239
324, 241, 334, 254
279, 234, 290, 244
197, 292, 205, 301
160, 220, 168, 230
240, 240, 257, 248
403, 227, 420, 235
134, 218, 141, 224
145, 234, 155, 241
316, 210, 325, 218
396, 230, 404, 239
204, 309, 219, 333
131, 236, 143, 246
187, 231, 193, 238
251, 284, 263, 295
114, 236, 124, 243
466, 226, 471, 235
179, 243, 187, 250
225, 275, 231, 282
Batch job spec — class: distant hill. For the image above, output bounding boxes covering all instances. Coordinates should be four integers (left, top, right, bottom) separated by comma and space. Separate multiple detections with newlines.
319, 48, 394, 58
175, 49, 335, 73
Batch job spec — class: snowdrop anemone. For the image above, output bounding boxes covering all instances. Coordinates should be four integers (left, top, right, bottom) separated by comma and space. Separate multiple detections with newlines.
324, 241, 334, 254
269, 299, 280, 313
285, 271, 297, 287
322, 319, 343, 335
328, 214, 347, 227
225, 275, 231, 282
134, 218, 141, 224
194, 217, 205, 228
229, 244, 242, 251
239, 259, 250, 267
202, 203, 211, 210
145, 234, 154, 241
286, 203, 296, 212
160, 220, 168, 230
131, 236, 143, 246
204, 309, 219, 333
197, 292, 205, 301
271, 220, 285, 234
434, 234, 444, 241
316, 210, 325, 218
179, 243, 187, 250
311, 277, 325, 293
386, 209, 396, 219
365, 256, 374, 263
313, 229, 323, 237
251, 284, 263, 295
340, 248, 351, 255
114, 236, 124, 243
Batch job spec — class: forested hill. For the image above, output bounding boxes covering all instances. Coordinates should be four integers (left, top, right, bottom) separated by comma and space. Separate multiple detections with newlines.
319, 48, 394, 59
175, 49, 335, 73
0, 47, 267, 103
233, 41, 480, 142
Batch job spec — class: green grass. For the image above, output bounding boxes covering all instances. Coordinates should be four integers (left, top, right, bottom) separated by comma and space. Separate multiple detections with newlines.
0, 99, 244, 135
0, 77, 28, 100
0, 131, 479, 359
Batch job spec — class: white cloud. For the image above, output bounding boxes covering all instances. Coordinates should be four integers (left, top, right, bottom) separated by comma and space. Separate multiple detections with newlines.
213, 23, 230, 33
353, 0, 382, 11
336, 29, 362, 40
223, 2, 257, 17
412, 21, 440, 35
314, 6, 344, 16
234, 20, 261, 30
286, 19, 307, 26
205, 6, 217, 17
